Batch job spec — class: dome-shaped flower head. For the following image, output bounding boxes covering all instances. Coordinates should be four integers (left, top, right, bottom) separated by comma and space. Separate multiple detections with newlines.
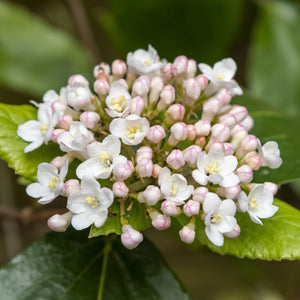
76, 134, 121, 179
26, 160, 68, 204
192, 150, 239, 188
203, 192, 237, 246
238, 184, 278, 225
105, 81, 131, 118
17, 104, 62, 153
67, 176, 114, 230
109, 114, 149, 145
127, 45, 164, 75
158, 167, 194, 205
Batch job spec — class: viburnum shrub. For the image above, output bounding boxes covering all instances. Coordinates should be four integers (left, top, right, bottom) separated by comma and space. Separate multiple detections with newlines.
16, 45, 282, 249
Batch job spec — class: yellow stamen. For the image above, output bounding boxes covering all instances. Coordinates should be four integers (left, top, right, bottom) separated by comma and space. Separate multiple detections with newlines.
206, 160, 219, 175
48, 176, 58, 189
40, 123, 48, 134
169, 181, 178, 196
144, 60, 151, 66
250, 196, 259, 208
126, 125, 140, 138
110, 94, 126, 112
85, 196, 99, 208
211, 214, 222, 223
216, 74, 225, 80
99, 152, 112, 167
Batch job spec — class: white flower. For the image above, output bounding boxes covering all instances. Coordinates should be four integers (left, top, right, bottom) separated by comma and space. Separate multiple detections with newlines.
67, 176, 114, 230
238, 184, 278, 225
17, 104, 62, 153
105, 81, 131, 117
26, 160, 68, 204
109, 114, 149, 145
76, 135, 122, 179
57, 121, 94, 155
158, 167, 194, 204
127, 45, 164, 75
66, 85, 95, 111
192, 150, 239, 188
258, 141, 282, 169
202, 192, 237, 246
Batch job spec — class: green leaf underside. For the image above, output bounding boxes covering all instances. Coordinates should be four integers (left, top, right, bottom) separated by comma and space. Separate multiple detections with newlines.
0, 103, 62, 181
177, 198, 300, 260
0, 230, 190, 300
0, 2, 92, 97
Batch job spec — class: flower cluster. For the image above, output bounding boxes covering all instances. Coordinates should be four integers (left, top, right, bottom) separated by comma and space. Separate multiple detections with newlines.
18, 45, 282, 249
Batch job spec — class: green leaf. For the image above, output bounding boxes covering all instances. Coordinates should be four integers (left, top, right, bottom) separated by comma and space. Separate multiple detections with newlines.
0, 103, 62, 181
101, 0, 244, 63
177, 198, 300, 260
0, 2, 93, 97
248, 0, 300, 116
0, 230, 190, 300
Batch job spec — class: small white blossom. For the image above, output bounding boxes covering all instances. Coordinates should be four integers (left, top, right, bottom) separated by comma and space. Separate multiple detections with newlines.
26, 160, 68, 204
203, 192, 237, 246
17, 104, 62, 153
109, 114, 149, 145
238, 184, 278, 225
258, 141, 282, 169
67, 176, 114, 230
66, 85, 95, 111
127, 45, 164, 75
158, 167, 194, 204
76, 135, 121, 179
192, 150, 239, 188
105, 81, 131, 117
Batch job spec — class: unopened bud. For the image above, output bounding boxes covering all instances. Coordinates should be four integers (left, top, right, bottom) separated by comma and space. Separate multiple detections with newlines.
240, 115, 254, 131
183, 78, 201, 105
130, 96, 145, 115
187, 124, 196, 141
236, 135, 259, 158
152, 164, 162, 178
223, 143, 235, 155
113, 181, 129, 197
186, 59, 197, 78
52, 101, 67, 113
208, 142, 224, 153
183, 145, 201, 168
121, 224, 143, 250
167, 104, 185, 122
147, 125, 166, 143
80, 111, 100, 130
113, 161, 134, 181
195, 74, 208, 91
179, 223, 195, 244
94, 79, 110, 97
202, 98, 221, 120
151, 212, 171, 230
112, 59, 127, 79
163, 63, 177, 81
161, 200, 181, 216
235, 165, 253, 184
63, 179, 80, 197
193, 187, 208, 203
224, 224, 240, 239
168, 122, 188, 146
149, 76, 164, 104
136, 146, 153, 163
264, 182, 278, 195
136, 158, 153, 177
166, 149, 185, 170
47, 212, 73, 232
210, 124, 230, 142
217, 186, 241, 199
219, 114, 237, 129
173, 55, 188, 75
245, 155, 262, 170
157, 84, 175, 111
51, 129, 65, 143
216, 88, 232, 105
229, 105, 248, 123
132, 75, 150, 99
142, 185, 161, 206
195, 136, 206, 148
94, 62, 110, 78
68, 74, 89, 88
194, 119, 211, 136
183, 200, 200, 217
51, 156, 67, 170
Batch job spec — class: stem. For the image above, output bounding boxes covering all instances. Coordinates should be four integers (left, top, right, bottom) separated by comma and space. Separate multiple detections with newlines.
97, 237, 112, 300
119, 198, 128, 225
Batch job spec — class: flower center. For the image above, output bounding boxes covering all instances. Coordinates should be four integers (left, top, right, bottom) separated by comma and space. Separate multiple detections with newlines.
250, 196, 259, 208
216, 74, 225, 80
206, 160, 219, 175
48, 176, 58, 189
85, 196, 99, 208
169, 181, 178, 196
110, 94, 126, 112
40, 123, 48, 134
144, 60, 151, 66
99, 152, 112, 167
126, 125, 140, 138
211, 214, 222, 223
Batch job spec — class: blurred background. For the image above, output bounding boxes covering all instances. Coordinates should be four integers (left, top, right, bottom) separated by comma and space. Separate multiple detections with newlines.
1, 0, 300, 299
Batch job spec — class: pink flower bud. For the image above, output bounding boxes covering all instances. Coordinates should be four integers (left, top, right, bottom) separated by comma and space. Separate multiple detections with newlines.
224, 224, 240, 239
236, 135, 259, 158
219, 114, 237, 129
51, 129, 65, 143
183, 200, 200, 217
149, 76, 164, 104
186, 59, 197, 78
136, 146, 153, 163
147, 125, 166, 143
231, 123, 246, 136
130, 96, 145, 115
166, 149, 185, 170
194, 120, 211, 136
80, 111, 100, 130
212, 123, 231, 142
167, 104, 185, 121
112, 181, 129, 198
142, 185, 161, 206
113, 161, 134, 181
217, 186, 241, 199
112, 59, 127, 79
136, 158, 153, 177
51, 156, 66, 170
168, 122, 188, 146
152, 164, 162, 178
94, 79, 110, 96
245, 155, 262, 170
157, 84, 175, 111
68, 74, 89, 88
264, 182, 278, 195
179, 224, 195, 244
183, 78, 201, 104
231, 125, 248, 148
163, 63, 177, 81
216, 88, 232, 105
195, 74, 208, 90
195, 136, 206, 148
151, 211, 171, 230
240, 115, 254, 131
132, 75, 150, 98
223, 143, 235, 155
47, 212, 73, 232
161, 200, 181, 216
208, 142, 224, 153
235, 165, 253, 184
94, 62, 110, 77
121, 224, 143, 250
58, 115, 73, 130
183, 145, 201, 168
63, 179, 80, 197
52, 101, 67, 113
173, 55, 188, 75
187, 124, 196, 141
202, 98, 221, 120
193, 187, 208, 203
229, 105, 248, 123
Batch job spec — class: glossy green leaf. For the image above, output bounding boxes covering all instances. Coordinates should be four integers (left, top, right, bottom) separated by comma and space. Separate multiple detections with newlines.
248, 0, 300, 116
0, 230, 190, 300
0, 2, 92, 97
0, 103, 62, 181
